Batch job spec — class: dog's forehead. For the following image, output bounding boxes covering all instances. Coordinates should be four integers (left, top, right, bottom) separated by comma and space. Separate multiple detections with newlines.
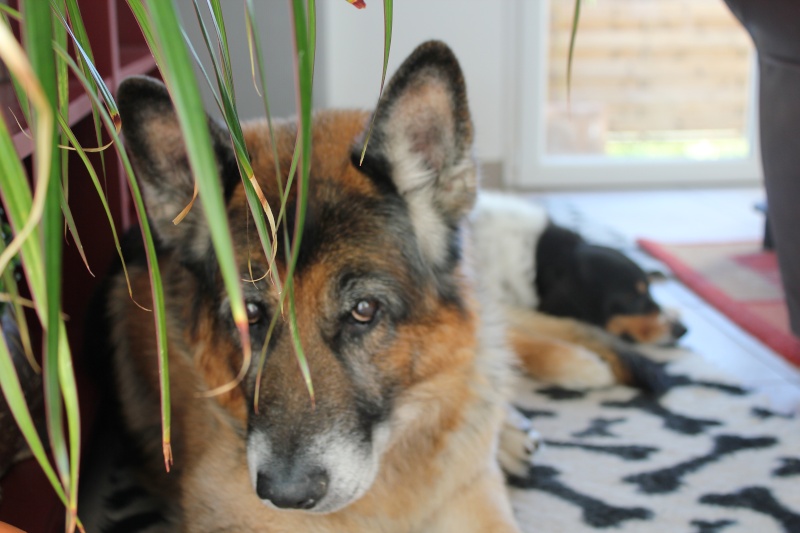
226, 110, 424, 285
242, 109, 375, 196
230, 109, 387, 236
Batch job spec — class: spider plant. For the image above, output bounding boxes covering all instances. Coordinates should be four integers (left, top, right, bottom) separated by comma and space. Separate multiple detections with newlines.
0, 0, 392, 530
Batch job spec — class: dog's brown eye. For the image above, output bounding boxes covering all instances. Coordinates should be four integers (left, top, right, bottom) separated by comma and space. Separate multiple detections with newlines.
246, 302, 264, 325
351, 299, 378, 324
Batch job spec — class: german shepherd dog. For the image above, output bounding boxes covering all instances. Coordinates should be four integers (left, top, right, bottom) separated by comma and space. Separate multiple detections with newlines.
106, 39, 660, 530
108, 41, 523, 531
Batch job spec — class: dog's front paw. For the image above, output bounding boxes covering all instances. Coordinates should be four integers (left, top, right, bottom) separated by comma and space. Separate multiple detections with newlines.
497, 406, 543, 477
553, 345, 616, 389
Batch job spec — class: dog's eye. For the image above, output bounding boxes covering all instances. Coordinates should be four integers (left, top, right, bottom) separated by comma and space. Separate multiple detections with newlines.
246, 302, 265, 325
351, 299, 379, 324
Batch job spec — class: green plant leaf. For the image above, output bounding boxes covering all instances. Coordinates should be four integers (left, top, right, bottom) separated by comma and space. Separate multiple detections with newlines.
52, 6, 120, 129
244, 0, 299, 251
125, 1, 162, 67
244, 0, 284, 185
0, 245, 37, 373
144, 1, 252, 408
55, 0, 110, 184
190, 0, 280, 292
190, 0, 287, 372
0, 3, 20, 19
206, 0, 234, 96
358, 0, 393, 164
53, 7, 69, 200
182, 27, 224, 112
0, 22, 47, 315
188, 0, 281, 278
307, 0, 316, 75
0, 329, 68, 508
20, 3, 81, 528
59, 184, 93, 277
567, 0, 581, 103
286, 0, 315, 402
56, 112, 138, 302
57, 319, 81, 532
20, 0, 68, 497
54, 39, 173, 472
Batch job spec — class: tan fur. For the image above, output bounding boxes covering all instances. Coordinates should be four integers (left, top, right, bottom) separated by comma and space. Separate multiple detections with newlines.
506, 307, 633, 387
606, 312, 670, 344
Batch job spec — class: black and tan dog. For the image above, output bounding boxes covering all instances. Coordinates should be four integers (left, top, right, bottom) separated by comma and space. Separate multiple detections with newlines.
472, 192, 686, 389
103, 41, 657, 531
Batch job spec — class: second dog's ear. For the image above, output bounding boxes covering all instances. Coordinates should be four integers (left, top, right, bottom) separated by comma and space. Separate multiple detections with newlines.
118, 76, 235, 259
358, 41, 476, 267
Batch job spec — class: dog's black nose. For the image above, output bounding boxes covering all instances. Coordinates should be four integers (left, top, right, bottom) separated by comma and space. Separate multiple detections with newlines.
671, 321, 688, 339
256, 467, 329, 510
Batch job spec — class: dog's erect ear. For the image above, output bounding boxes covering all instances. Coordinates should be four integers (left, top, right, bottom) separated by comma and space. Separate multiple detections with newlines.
118, 76, 235, 259
359, 41, 476, 268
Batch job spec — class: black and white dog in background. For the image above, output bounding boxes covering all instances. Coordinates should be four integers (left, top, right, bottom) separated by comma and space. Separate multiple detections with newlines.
472, 191, 687, 347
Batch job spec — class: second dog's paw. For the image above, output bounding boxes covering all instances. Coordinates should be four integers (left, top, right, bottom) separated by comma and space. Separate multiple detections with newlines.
498, 406, 543, 477
552, 345, 616, 389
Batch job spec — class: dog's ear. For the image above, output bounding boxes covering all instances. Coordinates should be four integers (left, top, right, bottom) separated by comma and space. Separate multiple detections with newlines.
358, 41, 476, 268
647, 270, 667, 283
118, 76, 235, 259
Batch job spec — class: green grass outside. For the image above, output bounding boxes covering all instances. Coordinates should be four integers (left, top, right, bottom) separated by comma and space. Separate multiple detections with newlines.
605, 138, 750, 159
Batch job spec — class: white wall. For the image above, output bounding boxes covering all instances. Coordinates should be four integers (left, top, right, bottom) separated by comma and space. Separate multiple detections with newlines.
318, 0, 515, 163
176, 0, 305, 121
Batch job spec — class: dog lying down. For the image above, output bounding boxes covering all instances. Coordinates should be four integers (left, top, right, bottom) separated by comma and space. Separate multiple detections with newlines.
102, 40, 681, 531
471, 191, 687, 388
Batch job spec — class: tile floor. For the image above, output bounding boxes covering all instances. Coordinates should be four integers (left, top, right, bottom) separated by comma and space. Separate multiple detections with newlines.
523, 187, 800, 414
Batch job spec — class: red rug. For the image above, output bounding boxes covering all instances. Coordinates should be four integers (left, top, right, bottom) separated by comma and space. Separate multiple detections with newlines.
638, 239, 800, 367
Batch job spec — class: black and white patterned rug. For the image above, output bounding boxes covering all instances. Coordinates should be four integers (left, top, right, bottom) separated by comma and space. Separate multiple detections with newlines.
507, 351, 800, 533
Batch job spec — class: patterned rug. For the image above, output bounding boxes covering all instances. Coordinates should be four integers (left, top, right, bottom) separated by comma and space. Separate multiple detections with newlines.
507, 350, 800, 533
637, 239, 800, 367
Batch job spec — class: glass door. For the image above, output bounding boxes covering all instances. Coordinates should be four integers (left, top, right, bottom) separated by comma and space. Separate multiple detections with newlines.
512, 0, 761, 189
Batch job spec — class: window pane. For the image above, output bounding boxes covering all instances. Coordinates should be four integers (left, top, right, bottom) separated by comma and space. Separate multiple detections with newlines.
546, 0, 754, 160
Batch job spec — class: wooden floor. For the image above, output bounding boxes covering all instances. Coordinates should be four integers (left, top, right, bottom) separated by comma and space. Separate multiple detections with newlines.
527, 187, 800, 414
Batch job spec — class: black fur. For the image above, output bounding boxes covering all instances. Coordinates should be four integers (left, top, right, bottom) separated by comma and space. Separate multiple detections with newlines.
536, 223, 664, 329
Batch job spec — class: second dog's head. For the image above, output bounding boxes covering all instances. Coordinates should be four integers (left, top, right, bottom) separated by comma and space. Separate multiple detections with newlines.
537, 226, 687, 346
